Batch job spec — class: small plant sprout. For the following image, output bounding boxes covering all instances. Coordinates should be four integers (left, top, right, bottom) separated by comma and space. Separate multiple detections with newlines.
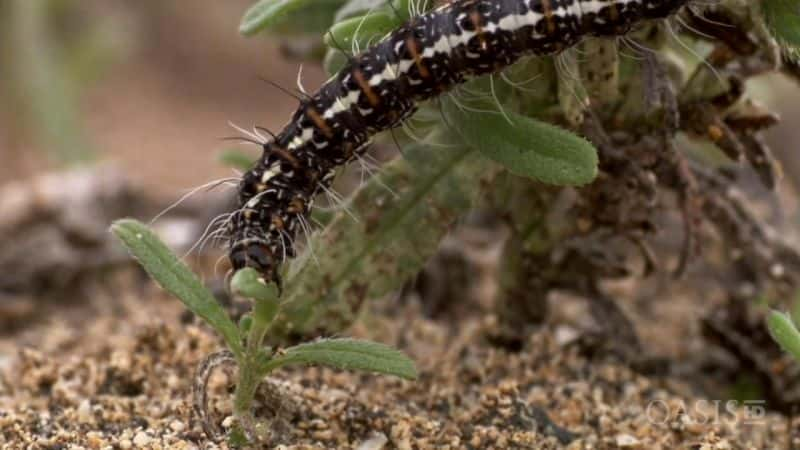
110, 219, 417, 444
767, 293, 800, 363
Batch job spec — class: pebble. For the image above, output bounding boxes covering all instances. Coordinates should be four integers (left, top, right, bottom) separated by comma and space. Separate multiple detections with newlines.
132, 431, 151, 447
169, 420, 185, 432
616, 434, 640, 448
77, 400, 92, 424
356, 433, 389, 450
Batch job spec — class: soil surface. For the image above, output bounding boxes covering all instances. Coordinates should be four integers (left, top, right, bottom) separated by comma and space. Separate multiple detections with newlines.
0, 273, 794, 449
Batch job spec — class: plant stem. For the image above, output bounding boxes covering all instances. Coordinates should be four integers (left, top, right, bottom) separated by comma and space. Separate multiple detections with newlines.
248, 296, 278, 355
232, 294, 279, 442
232, 353, 261, 440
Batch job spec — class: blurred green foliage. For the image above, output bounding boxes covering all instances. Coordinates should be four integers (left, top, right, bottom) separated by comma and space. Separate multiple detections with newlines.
2, 0, 123, 165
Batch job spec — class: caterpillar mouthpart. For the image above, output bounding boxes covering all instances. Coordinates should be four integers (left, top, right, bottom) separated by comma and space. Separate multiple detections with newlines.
228, 224, 282, 285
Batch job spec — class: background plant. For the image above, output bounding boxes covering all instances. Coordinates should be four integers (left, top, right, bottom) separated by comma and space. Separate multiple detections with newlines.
1, 1, 126, 164
234, 0, 800, 403
767, 289, 800, 360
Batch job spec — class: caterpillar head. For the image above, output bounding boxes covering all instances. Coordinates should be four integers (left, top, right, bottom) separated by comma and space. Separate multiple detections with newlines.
228, 211, 282, 285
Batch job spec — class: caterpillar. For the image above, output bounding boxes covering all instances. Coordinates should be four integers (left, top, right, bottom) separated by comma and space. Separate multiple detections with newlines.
229, 0, 690, 284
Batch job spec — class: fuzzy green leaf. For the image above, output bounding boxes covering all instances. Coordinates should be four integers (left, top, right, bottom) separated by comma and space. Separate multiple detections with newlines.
238, 314, 253, 335
240, 0, 346, 36
792, 291, 800, 326
231, 268, 280, 303
322, 0, 425, 74
325, 12, 399, 52
335, 0, 390, 21
335, 0, 417, 23
262, 338, 417, 380
231, 268, 281, 326
762, 0, 800, 51
767, 310, 800, 362
441, 97, 598, 186
111, 219, 244, 359
323, 47, 349, 76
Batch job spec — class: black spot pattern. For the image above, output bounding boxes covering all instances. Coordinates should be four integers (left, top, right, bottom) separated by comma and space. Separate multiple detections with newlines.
229, 0, 689, 283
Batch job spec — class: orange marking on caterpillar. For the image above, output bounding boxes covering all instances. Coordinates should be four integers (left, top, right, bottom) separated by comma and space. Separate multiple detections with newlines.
353, 69, 381, 107
406, 37, 431, 78
470, 10, 489, 50
608, 1, 620, 22
306, 106, 334, 139
541, 0, 556, 34
267, 144, 301, 168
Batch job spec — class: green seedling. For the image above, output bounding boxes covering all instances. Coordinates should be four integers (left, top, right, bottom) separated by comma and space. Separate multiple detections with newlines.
111, 219, 416, 445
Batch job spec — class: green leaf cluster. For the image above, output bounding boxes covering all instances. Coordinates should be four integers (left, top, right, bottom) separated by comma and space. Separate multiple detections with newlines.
762, 0, 800, 55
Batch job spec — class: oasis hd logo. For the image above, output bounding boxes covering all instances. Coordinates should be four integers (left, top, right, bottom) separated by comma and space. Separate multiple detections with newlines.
645, 400, 767, 426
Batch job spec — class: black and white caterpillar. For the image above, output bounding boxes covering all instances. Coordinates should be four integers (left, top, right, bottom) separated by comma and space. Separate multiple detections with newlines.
229, 0, 689, 283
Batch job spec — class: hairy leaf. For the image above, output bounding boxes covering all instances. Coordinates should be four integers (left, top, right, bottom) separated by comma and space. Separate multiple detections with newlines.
792, 292, 800, 326
111, 219, 244, 359
231, 268, 281, 327
231, 268, 280, 303
336, 0, 391, 21
767, 310, 800, 362
762, 0, 800, 52
261, 338, 417, 380
323, 47, 349, 76
336, 0, 424, 22
441, 97, 598, 186
240, 0, 346, 36
325, 12, 399, 52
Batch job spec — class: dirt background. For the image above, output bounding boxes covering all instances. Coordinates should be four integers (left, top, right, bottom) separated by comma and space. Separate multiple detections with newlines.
2, 1, 800, 449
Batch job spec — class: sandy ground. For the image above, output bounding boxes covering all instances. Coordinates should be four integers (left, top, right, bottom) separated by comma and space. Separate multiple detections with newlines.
0, 279, 795, 449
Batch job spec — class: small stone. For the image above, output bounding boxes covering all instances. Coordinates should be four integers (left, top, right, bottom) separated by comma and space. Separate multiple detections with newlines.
221, 416, 235, 428
132, 431, 151, 447
77, 400, 93, 424
616, 434, 640, 448
169, 420, 185, 432
554, 326, 580, 345
166, 374, 181, 389
356, 433, 389, 450
86, 431, 105, 449
119, 440, 132, 449
311, 429, 334, 441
